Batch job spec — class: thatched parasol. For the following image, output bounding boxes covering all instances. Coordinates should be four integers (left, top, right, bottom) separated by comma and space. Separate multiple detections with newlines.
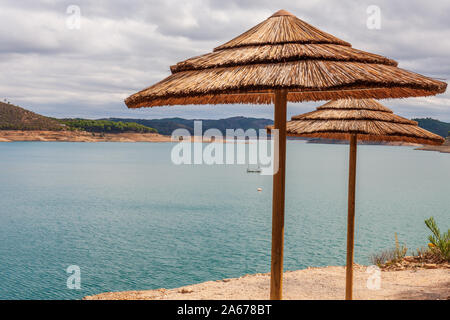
284, 99, 444, 145
125, 9, 447, 300
268, 98, 444, 299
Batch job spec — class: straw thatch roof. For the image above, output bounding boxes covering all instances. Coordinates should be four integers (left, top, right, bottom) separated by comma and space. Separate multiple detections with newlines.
267, 99, 444, 145
125, 9, 447, 108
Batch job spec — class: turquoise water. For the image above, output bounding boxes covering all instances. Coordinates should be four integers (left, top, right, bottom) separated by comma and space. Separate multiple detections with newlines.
0, 142, 448, 300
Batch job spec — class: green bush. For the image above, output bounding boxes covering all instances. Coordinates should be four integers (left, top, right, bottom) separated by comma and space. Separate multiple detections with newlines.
424, 217, 450, 261
58, 119, 157, 134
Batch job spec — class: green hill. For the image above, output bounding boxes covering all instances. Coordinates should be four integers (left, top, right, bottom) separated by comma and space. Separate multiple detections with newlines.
0, 102, 64, 131
0, 102, 157, 133
413, 118, 450, 138
105, 116, 274, 136
84, 116, 450, 138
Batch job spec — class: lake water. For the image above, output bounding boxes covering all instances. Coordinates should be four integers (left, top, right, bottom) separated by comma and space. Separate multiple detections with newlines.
0, 142, 448, 300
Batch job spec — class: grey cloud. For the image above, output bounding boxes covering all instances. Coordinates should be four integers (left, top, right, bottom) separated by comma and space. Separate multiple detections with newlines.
0, 0, 449, 121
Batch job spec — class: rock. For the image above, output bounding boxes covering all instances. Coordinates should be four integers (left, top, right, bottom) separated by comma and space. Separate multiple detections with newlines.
179, 288, 193, 294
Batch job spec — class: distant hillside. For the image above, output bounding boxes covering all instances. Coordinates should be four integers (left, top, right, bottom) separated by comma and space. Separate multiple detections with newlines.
0, 102, 157, 133
105, 116, 274, 136
0, 102, 64, 131
413, 118, 450, 138
3, 102, 448, 139
106, 116, 450, 138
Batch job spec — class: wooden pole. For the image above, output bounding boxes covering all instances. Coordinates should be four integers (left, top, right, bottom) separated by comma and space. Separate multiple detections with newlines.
345, 134, 357, 300
270, 89, 287, 300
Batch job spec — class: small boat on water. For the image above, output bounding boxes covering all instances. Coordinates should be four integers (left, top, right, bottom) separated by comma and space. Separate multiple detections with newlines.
247, 164, 262, 173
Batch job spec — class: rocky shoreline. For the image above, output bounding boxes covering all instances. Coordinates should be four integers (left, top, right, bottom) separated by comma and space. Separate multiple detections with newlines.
415, 137, 450, 153
2, 131, 449, 154
0, 130, 173, 142
415, 145, 450, 153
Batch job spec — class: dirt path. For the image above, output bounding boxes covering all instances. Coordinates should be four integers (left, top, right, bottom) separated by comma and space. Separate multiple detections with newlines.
84, 265, 450, 300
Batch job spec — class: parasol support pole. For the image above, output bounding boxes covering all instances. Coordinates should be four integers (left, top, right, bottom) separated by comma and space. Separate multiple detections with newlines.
345, 134, 357, 300
270, 89, 287, 300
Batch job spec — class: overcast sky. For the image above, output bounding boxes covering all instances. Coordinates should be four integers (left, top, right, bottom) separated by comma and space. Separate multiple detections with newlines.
1, 0, 449, 120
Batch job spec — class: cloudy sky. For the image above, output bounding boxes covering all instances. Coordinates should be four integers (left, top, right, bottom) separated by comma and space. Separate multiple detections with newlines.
1, 0, 449, 120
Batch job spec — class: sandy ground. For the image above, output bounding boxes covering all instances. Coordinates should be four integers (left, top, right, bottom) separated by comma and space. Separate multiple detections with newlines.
84, 265, 450, 300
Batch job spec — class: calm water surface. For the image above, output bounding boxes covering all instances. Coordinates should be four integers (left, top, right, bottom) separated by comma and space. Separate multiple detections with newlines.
0, 142, 448, 299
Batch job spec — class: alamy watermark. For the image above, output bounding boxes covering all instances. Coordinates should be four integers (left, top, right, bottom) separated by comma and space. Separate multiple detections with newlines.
66, 265, 81, 290
366, 5, 381, 30
366, 265, 381, 290
170, 121, 279, 176
66, 5, 81, 30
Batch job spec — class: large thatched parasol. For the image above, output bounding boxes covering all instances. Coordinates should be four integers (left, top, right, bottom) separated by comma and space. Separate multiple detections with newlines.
268, 98, 444, 299
125, 9, 447, 300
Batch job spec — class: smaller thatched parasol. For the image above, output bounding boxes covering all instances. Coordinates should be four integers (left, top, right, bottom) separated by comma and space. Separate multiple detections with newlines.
268, 98, 444, 299
282, 99, 444, 145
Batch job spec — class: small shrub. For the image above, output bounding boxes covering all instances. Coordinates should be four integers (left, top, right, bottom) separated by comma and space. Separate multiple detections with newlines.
369, 233, 407, 267
424, 217, 450, 261
412, 246, 443, 263
370, 248, 396, 266
413, 246, 428, 258
394, 233, 407, 261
